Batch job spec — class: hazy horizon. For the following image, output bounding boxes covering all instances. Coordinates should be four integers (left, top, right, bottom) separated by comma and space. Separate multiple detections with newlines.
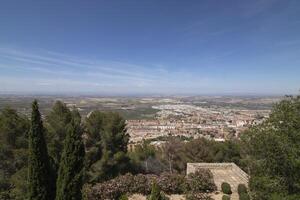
1, 1, 300, 95
0, 90, 291, 97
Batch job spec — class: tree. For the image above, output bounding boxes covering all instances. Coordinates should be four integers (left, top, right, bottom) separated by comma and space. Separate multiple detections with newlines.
0, 107, 29, 148
0, 107, 29, 199
45, 101, 72, 166
56, 110, 85, 200
28, 100, 55, 200
86, 111, 130, 182
85, 111, 106, 168
243, 95, 300, 199
129, 140, 157, 173
161, 138, 185, 173
147, 182, 169, 200
212, 140, 242, 166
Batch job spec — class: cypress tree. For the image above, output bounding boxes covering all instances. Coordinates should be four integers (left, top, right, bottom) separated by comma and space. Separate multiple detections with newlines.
28, 100, 54, 200
148, 182, 168, 200
56, 110, 85, 200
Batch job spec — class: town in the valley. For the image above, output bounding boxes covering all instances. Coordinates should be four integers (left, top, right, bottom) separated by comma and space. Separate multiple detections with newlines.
127, 103, 269, 146
0, 95, 278, 146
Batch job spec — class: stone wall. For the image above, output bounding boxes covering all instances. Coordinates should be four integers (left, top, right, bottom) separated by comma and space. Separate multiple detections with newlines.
186, 163, 249, 192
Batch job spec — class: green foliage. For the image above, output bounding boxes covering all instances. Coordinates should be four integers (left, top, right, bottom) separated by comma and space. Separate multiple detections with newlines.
0, 100, 134, 199
9, 166, 28, 199
249, 175, 287, 200
237, 184, 249, 200
212, 140, 242, 166
119, 194, 129, 200
0, 107, 29, 148
222, 195, 230, 200
55, 110, 85, 200
81, 184, 94, 200
28, 100, 55, 200
86, 111, 130, 182
221, 182, 232, 195
129, 140, 157, 173
185, 193, 212, 200
148, 182, 161, 200
45, 101, 72, 166
147, 182, 169, 200
0, 107, 29, 199
239, 193, 250, 200
243, 95, 300, 199
152, 137, 243, 174
283, 194, 300, 200
237, 184, 247, 195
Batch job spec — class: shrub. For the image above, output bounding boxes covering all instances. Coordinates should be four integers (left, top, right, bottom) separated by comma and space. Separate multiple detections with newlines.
157, 172, 186, 194
237, 184, 247, 195
88, 173, 157, 199
132, 173, 157, 195
86, 173, 136, 199
147, 182, 169, 200
86, 171, 216, 199
221, 182, 232, 195
119, 194, 129, 200
285, 194, 300, 200
186, 169, 217, 193
239, 193, 250, 200
222, 195, 231, 200
82, 184, 93, 200
159, 192, 169, 200
249, 175, 287, 200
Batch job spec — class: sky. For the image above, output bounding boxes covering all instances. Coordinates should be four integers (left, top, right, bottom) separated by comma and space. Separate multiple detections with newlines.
0, 0, 300, 95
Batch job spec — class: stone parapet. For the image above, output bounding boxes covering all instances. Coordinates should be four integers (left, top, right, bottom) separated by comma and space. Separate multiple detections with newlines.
186, 162, 249, 192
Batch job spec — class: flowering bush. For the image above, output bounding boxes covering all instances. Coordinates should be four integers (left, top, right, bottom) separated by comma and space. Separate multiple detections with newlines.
86, 170, 216, 199
131, 173, 157, 195
157, 172, 186, 194
186, 169, 217, 193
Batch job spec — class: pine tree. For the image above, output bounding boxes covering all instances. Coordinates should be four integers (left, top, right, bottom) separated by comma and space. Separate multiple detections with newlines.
46, 101, 72, 165
55, 110, 85, 200
87, 111, 130, 182
28, 100, 54, 200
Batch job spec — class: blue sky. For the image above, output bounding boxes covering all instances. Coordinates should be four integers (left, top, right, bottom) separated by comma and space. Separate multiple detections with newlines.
0, 0, 299, 95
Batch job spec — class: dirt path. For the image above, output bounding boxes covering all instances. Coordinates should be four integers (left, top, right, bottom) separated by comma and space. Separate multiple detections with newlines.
129, 192, 238, 200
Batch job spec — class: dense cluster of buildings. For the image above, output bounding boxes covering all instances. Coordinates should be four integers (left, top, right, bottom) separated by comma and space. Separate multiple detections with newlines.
126, 104, 269, 144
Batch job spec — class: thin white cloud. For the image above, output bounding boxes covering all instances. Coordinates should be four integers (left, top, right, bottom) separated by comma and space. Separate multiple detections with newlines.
0, 47, 163, 81
1, 47, 204, 94
2, 47, 294, 95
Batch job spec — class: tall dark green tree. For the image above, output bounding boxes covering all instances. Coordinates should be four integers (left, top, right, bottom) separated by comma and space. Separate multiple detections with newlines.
28, 100, 54, 200
55, 110, 85, 200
